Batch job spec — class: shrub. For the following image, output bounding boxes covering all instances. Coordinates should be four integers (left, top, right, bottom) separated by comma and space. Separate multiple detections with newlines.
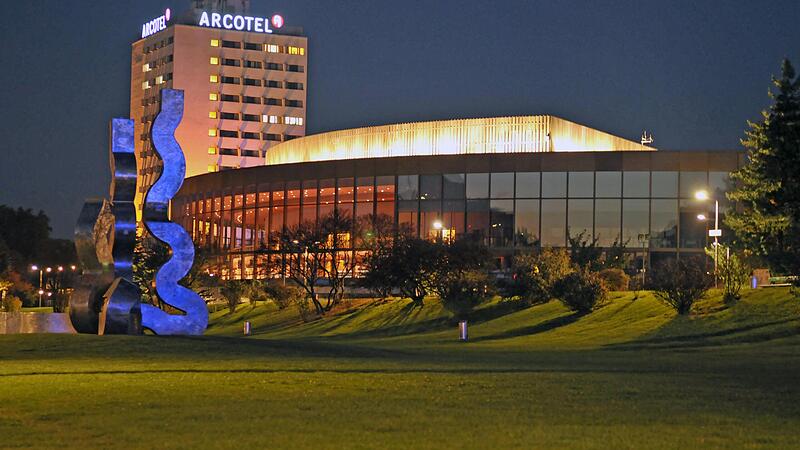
650, 258, 712, 315
52, 292, 69, 313
554, 270, 608, 314
264, 281, 304, 309
1, 295, 22, 312
706, 245, 750, 303
438, 270, 493, 319
510, 248, 573, 304
599, 268, 630, 291
296, 296, 320, 323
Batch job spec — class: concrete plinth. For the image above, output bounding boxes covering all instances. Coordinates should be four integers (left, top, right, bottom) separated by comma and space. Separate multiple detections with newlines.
0, 312, 77, 334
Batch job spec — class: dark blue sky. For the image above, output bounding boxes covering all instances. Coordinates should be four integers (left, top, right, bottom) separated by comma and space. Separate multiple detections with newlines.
0, 0, 797, 237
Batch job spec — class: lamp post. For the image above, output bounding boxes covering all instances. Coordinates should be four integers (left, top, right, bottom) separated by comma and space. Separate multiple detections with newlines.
31, 265, 43, 293
695, 190, 721, 288
637, 233, 649, 286
37, 289, 44, 308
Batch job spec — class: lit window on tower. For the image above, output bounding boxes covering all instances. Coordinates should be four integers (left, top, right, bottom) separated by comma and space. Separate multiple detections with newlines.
209, 111, 218, 119
209, 93, 218, 101
210, 75, 219, 83
210, 39, 220, 47
210, 57, 219, 65
265, 44, 280, 53
208, 129, 217, 137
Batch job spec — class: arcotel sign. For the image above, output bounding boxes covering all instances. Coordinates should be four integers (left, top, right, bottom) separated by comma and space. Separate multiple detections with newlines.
198, 11, 285, 33
141, 8, 171, 39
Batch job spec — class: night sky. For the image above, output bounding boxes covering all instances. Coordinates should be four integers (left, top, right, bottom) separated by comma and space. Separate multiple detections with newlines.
0, 0, 797, 238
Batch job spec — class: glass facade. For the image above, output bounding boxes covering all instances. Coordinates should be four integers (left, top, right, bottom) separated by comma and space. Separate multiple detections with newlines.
174, 169, 734, 279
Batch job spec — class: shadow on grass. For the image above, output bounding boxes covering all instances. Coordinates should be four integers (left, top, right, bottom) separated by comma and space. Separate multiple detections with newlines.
335, 300, 529, 340
470, 312, 586, 343
607, 316, 800, 350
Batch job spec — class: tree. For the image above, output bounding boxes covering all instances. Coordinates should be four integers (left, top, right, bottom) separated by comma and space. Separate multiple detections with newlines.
429, 238, 492, 318
318, 211, 359, 312
219, 280, 249, 314
361, 233, 439, 306
649, 258, 712, 315
706, 245, 750, 303
726, 59, 800, 278
0, 205, 52, 270
282, 210, 358, 315
568, 231, 604, 271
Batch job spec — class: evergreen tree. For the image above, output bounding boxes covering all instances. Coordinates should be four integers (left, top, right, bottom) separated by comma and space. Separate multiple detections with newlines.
726, 59, 800, 276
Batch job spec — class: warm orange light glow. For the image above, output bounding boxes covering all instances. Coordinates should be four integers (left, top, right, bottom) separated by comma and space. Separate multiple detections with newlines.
265, 115, 654, 165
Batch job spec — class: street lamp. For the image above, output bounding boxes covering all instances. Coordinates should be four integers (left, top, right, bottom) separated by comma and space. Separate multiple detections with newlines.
31, 265, 44, 294
432, 220, 443, 241
695, 190, 721, 288
37, 289, 44, 308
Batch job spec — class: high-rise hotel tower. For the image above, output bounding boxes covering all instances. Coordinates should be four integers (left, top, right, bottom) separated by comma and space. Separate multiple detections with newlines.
130, 0, 308, 219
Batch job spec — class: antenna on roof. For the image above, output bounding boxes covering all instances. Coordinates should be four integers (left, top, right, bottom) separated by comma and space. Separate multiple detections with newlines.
640, 131, 654, 146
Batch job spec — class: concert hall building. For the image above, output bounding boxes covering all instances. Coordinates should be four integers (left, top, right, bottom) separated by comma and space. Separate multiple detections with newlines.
171, 115, 742, 280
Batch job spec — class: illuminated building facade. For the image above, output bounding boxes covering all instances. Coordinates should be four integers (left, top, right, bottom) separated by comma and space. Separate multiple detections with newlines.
130, 1, 307, 219
171, 116, 743, 280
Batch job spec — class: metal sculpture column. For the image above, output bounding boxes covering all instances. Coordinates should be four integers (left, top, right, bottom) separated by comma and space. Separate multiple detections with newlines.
140, 89, 208, 335
70, 118, 142, 335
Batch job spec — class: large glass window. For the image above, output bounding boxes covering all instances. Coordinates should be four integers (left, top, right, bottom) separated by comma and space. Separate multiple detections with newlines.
652, 171, 678, 198
466, 173, 489, 199
419, 175, 441, 200
490, 200, 514, 247
542, 172, 567, 198
398, 200, 418, 234
595, 172, 621, 197
680, 171, 707, 198
679, 199, 706, 248
356, 177, 374, 202
515, 199, 539, 247
490, 173, 514, 199
442, 200, 465, 239
466, 199, 490, 242
651, 199, 678, 248
709, 171, 731, 209
568, 172, 594, 198
568, 199, 593, 240
443, 173, 465, 199
397, 175, 419, 200
541, 199, 566, 246
420, 200, 441, 239
622, 199, 649, 244
319, 179, 335, 205
623, 172, 649, 198
376, 176, 395, 219
594, 199, 621, 246
515, 172, 540, 198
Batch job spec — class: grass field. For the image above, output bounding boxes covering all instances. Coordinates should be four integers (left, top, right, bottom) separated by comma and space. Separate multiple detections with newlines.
1, 288, 799, 449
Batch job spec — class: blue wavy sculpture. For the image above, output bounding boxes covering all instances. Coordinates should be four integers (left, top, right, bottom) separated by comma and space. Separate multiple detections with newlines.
70, 118, 142, 335
140, 89, 208, 335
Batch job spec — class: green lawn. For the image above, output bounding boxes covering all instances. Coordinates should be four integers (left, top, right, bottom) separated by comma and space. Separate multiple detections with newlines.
1, 288, 799, 449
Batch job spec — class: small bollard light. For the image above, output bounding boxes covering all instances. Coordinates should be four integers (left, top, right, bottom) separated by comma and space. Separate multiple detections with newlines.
751, 275, 758, 289
458, 320, 468, 342
243, 321, 251, 336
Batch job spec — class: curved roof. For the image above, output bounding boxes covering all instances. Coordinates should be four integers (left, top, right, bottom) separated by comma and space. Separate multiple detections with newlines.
266, 115, 654, 165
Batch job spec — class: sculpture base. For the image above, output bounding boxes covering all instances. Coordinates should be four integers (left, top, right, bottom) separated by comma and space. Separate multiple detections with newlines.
0, 312, 77, 334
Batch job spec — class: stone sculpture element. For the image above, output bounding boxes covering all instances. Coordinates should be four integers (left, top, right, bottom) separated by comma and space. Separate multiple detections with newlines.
70, 118, 142, 335
140, 89, 208, 335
